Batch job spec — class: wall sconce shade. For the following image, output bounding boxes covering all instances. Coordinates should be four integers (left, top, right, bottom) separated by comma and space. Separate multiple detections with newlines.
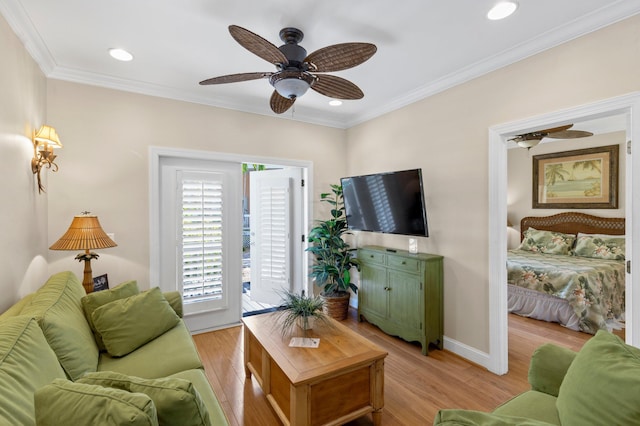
32, 125, 63, 193
50, 213, 117, 293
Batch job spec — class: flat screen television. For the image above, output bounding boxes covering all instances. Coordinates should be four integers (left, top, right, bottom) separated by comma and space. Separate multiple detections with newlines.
341, 169, 429, 237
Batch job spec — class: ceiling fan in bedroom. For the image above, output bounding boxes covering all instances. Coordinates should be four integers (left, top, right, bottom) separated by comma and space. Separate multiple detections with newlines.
509, 124, 594, 149
199, 25, 377, 114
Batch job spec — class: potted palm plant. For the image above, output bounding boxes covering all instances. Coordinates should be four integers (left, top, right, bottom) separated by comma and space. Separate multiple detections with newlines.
275, 290, 327, 337
307, 184, 360, 320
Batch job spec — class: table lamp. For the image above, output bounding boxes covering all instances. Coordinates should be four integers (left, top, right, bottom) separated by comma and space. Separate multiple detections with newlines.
50, 213, 117, 294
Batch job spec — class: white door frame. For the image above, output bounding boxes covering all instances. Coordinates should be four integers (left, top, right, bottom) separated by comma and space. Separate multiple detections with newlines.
487, 92, 640, 374
149, 147, 313, 327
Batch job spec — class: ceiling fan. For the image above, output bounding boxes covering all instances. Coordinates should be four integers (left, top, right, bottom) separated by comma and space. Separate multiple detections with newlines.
199, 25, 377, 114
509, 124, 594, 149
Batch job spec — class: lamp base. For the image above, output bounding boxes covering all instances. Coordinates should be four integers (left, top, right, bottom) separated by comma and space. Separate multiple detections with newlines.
82, 259, 94, 294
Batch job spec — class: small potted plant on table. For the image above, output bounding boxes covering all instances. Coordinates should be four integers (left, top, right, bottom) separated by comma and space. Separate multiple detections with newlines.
276, 290, 327, 337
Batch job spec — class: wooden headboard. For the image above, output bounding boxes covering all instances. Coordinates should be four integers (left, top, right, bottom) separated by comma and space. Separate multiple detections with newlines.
520, 212, 625, 240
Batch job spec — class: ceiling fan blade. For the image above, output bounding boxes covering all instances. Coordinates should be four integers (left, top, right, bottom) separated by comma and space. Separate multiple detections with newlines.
199, 72, 271, 85
270, 90, 296, 114
512, 124, 575, 140
229, 25, 288, 65
305, 43, 377, 72
547, 130, 594, 139
311, 74, 364, 99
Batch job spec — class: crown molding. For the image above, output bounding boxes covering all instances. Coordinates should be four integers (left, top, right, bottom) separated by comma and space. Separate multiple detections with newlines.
0, 0, 55, 74
346, 1, 640, 128
3, 0, 640, 130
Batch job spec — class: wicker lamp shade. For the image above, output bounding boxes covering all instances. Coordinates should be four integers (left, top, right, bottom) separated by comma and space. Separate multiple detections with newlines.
50, 215, 117, 250
50, 214, 117, 294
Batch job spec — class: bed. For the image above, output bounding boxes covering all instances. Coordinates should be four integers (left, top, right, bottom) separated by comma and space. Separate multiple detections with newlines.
507, 212, 626, 334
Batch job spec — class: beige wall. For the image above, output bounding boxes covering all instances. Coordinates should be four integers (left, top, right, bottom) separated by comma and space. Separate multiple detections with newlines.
46, 81, 346, 288
346, 15, 640, 352
3, 10, 640, 358
507, 132, 626, 248
0, 14, 49, 311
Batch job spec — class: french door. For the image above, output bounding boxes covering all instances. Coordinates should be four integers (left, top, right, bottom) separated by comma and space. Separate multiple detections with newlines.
157, 156, 242, 333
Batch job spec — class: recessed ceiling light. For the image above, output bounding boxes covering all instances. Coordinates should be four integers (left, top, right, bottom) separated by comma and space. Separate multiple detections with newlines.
487, 1, 518, 20
108, 48, 133, 62
329, 100, 342, 107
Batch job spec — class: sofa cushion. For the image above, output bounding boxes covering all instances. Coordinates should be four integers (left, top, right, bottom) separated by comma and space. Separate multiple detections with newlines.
168, 369, 228, 426
98, 320, 203, 378
0, 316, 66, 425
492, 391, 560, 425
81, 280, 140, 350
34, 379, 158, 426
20, 271, 99, 380
78, 371, 211, 426
92, 287, 180, 357
434, 409, 555, 425
0, 293, 35, 321
557, 330, 640, 425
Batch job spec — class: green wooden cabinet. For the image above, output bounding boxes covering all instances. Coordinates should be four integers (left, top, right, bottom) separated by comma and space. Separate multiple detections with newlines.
357, 246, 443, 355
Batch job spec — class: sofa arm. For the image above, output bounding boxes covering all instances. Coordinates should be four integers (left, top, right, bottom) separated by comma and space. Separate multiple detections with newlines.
528, 343, 577, 397
163, 291, 183, 318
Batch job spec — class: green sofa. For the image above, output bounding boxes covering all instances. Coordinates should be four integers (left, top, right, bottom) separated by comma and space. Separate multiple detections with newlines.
434, 330, 640, 425
0, 271, 229, 425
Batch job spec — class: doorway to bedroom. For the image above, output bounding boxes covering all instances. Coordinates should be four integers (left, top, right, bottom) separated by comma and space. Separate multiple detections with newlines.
488, 93, 640, 375
506, 115, 628, 338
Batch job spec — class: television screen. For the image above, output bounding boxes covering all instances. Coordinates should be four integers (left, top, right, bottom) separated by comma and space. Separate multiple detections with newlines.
341, 169, 429, 237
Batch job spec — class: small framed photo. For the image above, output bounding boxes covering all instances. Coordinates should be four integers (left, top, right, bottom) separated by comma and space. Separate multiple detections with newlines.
93, 274, 109, 292
532, 144, 619, 209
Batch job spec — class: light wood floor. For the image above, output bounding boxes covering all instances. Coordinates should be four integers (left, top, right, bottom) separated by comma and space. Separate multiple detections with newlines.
193, 311, 603, 426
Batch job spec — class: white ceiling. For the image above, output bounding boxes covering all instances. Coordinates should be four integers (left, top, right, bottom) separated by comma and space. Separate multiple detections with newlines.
2, 0, 639, 129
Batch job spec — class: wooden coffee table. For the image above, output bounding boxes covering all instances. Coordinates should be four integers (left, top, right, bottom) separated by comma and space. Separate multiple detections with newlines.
242, 312, 387, 426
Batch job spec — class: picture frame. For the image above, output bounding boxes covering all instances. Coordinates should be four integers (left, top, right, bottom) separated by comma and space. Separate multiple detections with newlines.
93, 274, 109, 292
532, 144, 619, 209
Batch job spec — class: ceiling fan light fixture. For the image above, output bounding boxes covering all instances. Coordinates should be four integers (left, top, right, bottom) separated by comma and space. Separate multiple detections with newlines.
329, 100, 342, 106
517, 138, 542, 149
270, 71, 315, 99
487, 1, 518, 20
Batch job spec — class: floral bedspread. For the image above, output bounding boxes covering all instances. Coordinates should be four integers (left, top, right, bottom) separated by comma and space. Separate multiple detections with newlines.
507, 249, 625, 334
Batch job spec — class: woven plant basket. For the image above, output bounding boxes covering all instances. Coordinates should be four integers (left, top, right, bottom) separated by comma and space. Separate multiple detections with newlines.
321, 292, 350, 321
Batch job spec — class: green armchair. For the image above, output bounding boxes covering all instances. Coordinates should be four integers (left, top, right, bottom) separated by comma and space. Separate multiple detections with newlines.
434, 330, 640, 425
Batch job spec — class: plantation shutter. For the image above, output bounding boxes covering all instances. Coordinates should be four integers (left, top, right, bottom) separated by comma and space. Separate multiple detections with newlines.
180, 171, 226, 312
249, 173, 292, 306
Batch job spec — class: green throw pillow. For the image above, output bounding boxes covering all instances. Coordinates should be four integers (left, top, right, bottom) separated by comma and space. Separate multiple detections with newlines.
35, 378, 158, 426
79, 371, 211, 426
518, 228, 576, 255
556, 330, 640, 425
81, 280, 140, 350
92, 287, 180, 357
20, 271, 99, 380
573, 233, 625, 261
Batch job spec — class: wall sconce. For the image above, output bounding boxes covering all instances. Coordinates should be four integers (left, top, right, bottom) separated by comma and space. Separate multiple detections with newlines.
32, 125, 63, 193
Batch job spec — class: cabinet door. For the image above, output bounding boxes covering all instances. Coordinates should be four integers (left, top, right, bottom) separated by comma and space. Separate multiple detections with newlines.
387, 269, 423, 331
359, 263, 388, 317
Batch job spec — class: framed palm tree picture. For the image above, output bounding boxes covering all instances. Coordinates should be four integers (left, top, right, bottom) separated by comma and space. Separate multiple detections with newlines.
532, 144, 619, 209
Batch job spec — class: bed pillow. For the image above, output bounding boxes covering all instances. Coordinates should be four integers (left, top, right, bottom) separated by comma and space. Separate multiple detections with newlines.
573, 233, 625, 261
556, 330, 640, 425
91, 287, 180, 357
518, 228, 576, 255
35, 379, 158, 426
78, 371, 211, 426
81, 280, 140, 350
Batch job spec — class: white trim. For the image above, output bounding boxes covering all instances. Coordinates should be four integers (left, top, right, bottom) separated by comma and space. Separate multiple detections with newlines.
488, 92, 640, 375
443, 336, 490, 369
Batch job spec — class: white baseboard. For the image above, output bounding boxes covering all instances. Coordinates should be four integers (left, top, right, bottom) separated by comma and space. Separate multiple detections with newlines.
443, 335, 491, 370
